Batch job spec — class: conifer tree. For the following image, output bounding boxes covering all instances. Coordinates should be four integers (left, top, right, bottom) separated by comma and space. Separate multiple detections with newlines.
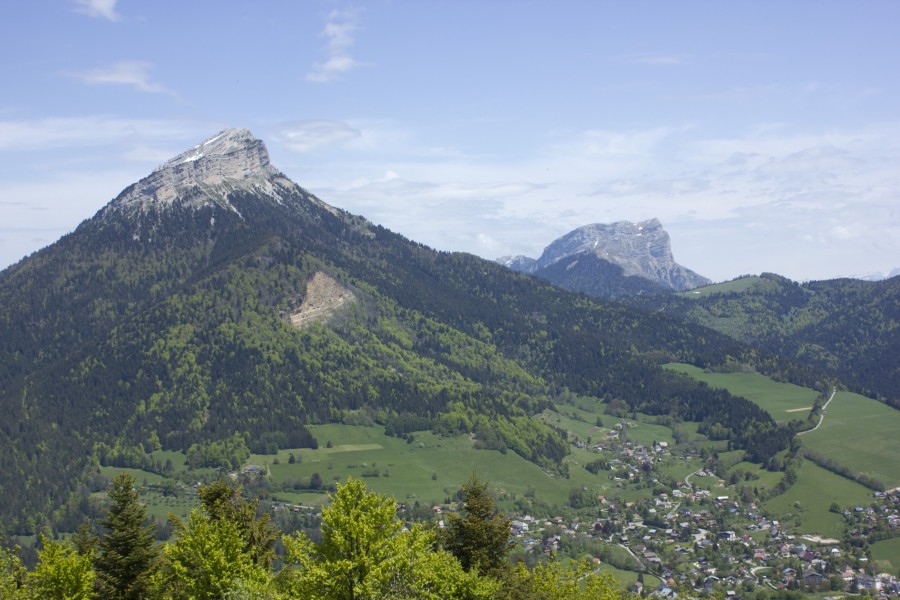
72, 523, 98, 558
442, 474, 511, 576
95, 473, 157, 599
198, 480, 278, 568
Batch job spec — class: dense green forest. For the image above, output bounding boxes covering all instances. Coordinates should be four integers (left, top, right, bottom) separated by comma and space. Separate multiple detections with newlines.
649, 273, 900, 404
525, 250, 900, 406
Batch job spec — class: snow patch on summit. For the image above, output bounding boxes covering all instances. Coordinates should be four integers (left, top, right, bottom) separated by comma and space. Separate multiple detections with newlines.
106, 128, 280, 212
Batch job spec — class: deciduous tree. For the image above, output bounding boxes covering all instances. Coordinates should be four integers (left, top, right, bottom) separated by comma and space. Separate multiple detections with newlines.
198, 480, 278, 568
282, 477, 496, 599
0, 542, 27, 598
28, 535, 95, 600
158, 510, 272, 600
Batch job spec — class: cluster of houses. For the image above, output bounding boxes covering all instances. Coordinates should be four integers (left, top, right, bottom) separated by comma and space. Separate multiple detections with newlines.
505, 490, 898, 597
502, 425, 900, 599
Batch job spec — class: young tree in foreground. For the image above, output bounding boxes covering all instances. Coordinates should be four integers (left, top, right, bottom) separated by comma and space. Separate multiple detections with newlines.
198, 479, 278, 568
156, 509, 273, 600
281, 477, 497, 599
0, 542, 27, 598
441, 474, 512, 576
28, 534, 95, 600
95, 473, 157, 599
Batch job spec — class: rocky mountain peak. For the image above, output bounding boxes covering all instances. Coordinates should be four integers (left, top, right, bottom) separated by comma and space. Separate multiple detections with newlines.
161, 128, 274, 180
105, 128, 281, 214
499, 218, 710, 291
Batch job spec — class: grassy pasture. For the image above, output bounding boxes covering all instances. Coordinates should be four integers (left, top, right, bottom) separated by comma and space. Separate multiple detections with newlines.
799, 391, 900, 488
540, 406, 606, 443
869, 536, 900, 575
592, 563, 661, 590
656, 459, 703, 484
679, 276, 763, 297
725, 461, 784, 493
149, 449, 187, 470
99, 466, 169, 485
763, 460, 871, 539
251, 424, 599, 508
140, 491, 197, 523
664, 363, 818, 421
540, 404, 676, 449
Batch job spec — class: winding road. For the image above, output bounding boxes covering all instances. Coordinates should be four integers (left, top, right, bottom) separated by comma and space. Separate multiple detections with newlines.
685, 469, 701, 487
798, 387, 837, 436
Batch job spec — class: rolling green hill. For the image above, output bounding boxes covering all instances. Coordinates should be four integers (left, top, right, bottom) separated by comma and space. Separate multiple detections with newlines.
670, 273, 900, 403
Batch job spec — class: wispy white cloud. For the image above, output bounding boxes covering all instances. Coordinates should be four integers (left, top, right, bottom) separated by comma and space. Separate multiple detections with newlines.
71, 0, 120, 22
286, 119, 900, 281
274, 120, 362, 153
307, 9, 365, 83
66, 61, 176, 95
0, 116, 205, 151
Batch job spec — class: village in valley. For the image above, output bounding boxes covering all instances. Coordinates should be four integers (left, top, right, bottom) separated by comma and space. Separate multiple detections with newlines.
496, 422, 900, 598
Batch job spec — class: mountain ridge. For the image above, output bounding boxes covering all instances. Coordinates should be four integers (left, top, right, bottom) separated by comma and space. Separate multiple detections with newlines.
0, 129, 800, 534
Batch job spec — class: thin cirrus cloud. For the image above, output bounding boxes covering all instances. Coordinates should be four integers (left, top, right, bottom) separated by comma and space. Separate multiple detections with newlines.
274, 120, 362, 153
307, 9, 365, 82
71, 0, 120, 21
0, 116, 207, 153
66, 61, 176, 95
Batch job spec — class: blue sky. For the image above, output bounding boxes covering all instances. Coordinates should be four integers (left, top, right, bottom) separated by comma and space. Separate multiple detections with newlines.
1, 1, 898, 281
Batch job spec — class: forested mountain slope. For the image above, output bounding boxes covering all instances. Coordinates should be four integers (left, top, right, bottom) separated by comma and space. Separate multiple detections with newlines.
0, 130, 802, 534
526, 252, 671, 300
654, 274, 900, 403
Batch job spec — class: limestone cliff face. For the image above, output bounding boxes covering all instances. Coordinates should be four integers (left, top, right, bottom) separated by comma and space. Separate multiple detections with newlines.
96, 128, 344, 248
100, 128, 344, 222
500, 218, 710, 291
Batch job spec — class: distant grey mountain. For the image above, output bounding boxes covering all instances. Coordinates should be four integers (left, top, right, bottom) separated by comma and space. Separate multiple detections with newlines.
498, 218, 710, 292
853, 268, 900, 282
495, 255, 536, 272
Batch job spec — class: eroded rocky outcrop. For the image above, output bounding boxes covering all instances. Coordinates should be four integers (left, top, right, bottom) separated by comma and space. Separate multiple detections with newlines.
290, 272, 357, 328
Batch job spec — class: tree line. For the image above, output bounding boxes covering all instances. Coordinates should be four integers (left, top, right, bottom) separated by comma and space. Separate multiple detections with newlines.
1, 473, 635, 600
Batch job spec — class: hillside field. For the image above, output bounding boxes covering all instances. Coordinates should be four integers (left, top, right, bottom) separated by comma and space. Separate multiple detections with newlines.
664, 363, 818, 421
762, 460, 872, 539
799, 391, 900, 488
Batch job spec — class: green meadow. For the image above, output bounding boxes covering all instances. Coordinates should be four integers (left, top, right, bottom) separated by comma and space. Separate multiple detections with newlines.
92, 386, 894, 575
678, 276, 763, 297
664, 363, 818, 421
763, 460, 872, 539
252, 424, 606, 509
725, 461, 784, 493
870, 537, 900, 575
799, 391, 900, 488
